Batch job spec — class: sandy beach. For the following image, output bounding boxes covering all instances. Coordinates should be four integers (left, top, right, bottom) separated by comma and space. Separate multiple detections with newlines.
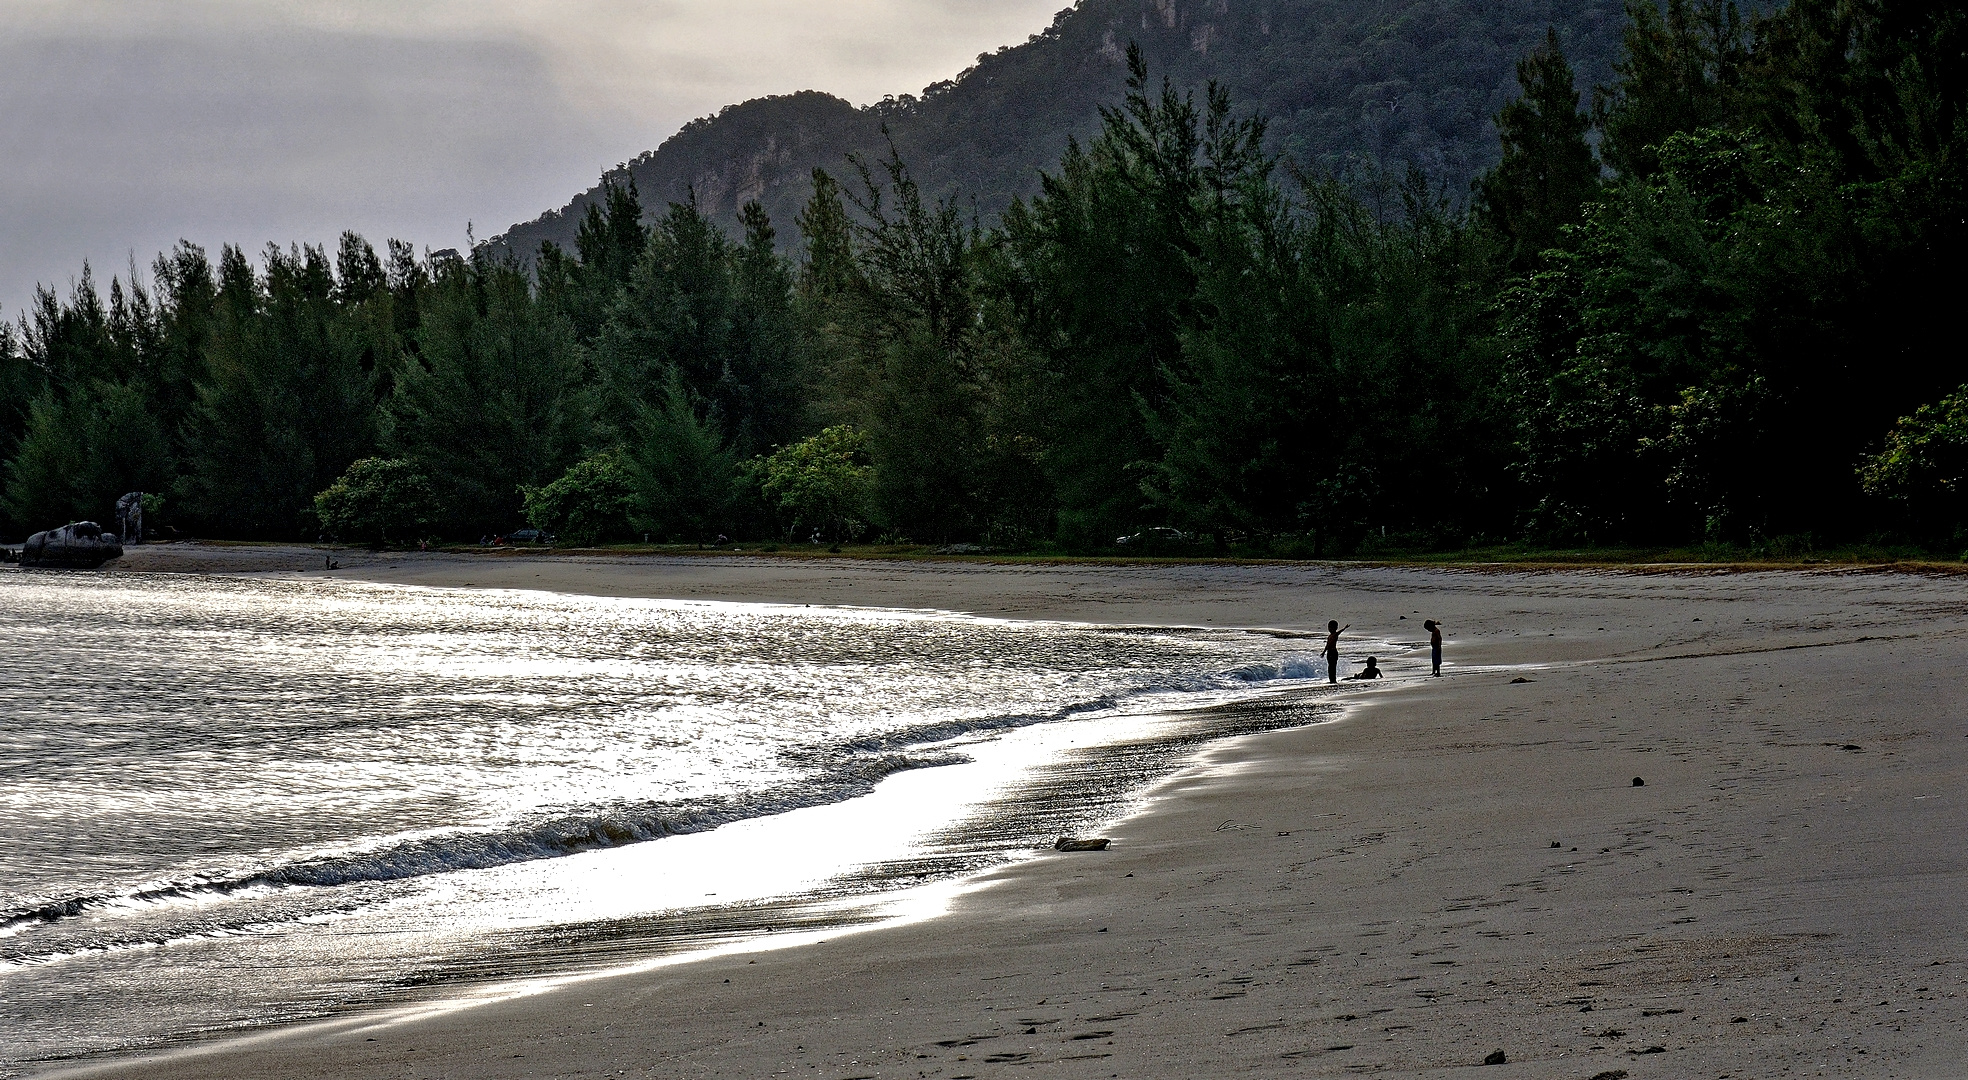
36, 545, 1968, 1078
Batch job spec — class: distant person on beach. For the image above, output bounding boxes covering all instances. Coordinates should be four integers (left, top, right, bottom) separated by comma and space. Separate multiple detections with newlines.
1423, 619, 1443, 676
1346, 656, 1383, 680
1324, 620, 1348, 684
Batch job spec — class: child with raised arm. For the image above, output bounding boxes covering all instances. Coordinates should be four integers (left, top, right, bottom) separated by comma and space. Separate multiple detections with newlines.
1324, 620, 1348, 684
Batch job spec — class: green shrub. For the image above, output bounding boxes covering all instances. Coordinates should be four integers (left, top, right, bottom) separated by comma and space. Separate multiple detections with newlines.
521, 450, 636, 547
313, 458, 437, 546
757, 426, 875, 541
1859, 385, 1968, 534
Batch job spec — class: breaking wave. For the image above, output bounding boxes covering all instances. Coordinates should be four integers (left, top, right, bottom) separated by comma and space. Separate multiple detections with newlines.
2, 652, 1325, 943
0, 750, 962, 943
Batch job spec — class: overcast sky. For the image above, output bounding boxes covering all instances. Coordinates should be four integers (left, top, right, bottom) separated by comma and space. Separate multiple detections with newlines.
0, 0, 1066, 320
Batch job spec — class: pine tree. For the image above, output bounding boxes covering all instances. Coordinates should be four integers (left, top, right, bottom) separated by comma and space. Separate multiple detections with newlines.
564, 179, 649, 344
3, 381, 171, 531
727, 201, 804, 456
149, 242, 218, 446
1000, 45, 1266, 546
333, 231, 387, 305
843, 142, 988, 540
1594, 0, 1750, 181
592, 195, 736, 440
0, 323, 38, 492
794, 169, 874, 434
796, 169, 859, 303
384, 254, 590, 536
624, 374, 739, 542
178, 244, 376, 537
20, 266, 114, 390
1476, 29, 1602, 269
4, 266, 176, 533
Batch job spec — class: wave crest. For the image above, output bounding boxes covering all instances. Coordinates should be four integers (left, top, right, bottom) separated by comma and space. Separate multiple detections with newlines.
4, 650, 1320, 937
1, 750, 966, 937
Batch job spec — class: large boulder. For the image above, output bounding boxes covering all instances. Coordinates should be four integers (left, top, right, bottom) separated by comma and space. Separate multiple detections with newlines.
19, 521, 124, 569
115, 491, 146, 544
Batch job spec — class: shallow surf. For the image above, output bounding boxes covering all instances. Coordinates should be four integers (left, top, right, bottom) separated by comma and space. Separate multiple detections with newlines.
0, 572, 1356, 1071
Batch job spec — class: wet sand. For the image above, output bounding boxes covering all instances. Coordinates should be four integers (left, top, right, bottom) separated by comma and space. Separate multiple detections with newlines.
40, 545, 1968, 1077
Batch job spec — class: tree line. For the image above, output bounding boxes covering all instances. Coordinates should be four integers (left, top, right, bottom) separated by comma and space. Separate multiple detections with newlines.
2, 0, 1962, 555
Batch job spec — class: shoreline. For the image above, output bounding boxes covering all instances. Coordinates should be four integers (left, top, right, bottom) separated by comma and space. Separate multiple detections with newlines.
21, 680, 1365, 1080
77, 683, 1357, 1069
80, 536, 1968, 579
29, 549, 1968, 1077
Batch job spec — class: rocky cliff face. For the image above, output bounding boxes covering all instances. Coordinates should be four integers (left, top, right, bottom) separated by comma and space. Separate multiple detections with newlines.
488, 0, 1624, 260
492, 91, 878, 263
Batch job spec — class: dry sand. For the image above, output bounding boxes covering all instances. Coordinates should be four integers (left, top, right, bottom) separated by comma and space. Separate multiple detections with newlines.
41, 545, 1968, 1078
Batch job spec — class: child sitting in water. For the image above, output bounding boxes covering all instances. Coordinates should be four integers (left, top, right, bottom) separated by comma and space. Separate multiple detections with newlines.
1346, 656, 1383, 680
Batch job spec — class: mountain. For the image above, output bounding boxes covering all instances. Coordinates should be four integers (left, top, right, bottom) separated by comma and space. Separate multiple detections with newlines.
489, 0, 1627, 258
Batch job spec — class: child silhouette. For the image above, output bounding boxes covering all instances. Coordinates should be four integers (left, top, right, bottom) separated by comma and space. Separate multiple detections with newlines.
1347, 656, 1383, 680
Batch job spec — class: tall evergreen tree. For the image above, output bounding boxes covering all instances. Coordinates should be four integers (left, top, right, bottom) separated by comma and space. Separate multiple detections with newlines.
1139, 164, 1311, 542
4, 266, 173, 532
384, 254, 590, 536
333, 231, 387, 305
795, 169, 874, 433
796, 169, 860, 303
591, 196, 729, 431
333, 232, 411, 407
1752, 0, 1968, 182
1476, 29, 1602, 269
998, 45, 1257, 545
0, 323, 37, 486
842, 144, 994, 540
19, 266, 117, 391
148, 242, 219, 446
562, 179, 649, 344
178, 244, 375, 537
1594, 0, 1751, 180
726, 201, 805, 456
4, 381, 171, 531
623, 373, 739, 542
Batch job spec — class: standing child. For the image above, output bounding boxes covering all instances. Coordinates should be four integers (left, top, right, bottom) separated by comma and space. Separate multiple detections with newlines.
1423, 619, 1444, 676
1323, 620, 1348, 684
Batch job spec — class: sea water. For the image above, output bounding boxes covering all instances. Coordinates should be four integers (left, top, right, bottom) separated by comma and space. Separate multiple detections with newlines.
0, 573, 1335, 1070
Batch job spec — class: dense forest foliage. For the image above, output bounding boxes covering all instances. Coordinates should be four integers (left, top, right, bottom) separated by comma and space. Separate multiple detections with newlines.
491, 0, 1629, 263
3, 0, 1963, 556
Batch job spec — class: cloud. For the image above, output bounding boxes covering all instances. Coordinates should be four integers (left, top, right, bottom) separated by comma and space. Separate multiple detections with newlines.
0, 0, 1065, 315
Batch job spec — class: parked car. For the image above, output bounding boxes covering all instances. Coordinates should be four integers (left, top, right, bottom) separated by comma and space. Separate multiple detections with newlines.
504, 529, 554, 545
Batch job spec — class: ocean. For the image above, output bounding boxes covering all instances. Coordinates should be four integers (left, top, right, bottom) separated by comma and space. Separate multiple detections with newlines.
0, 573, 1341, 1071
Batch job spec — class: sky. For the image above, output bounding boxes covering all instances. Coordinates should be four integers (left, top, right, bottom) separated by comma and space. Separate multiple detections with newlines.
0, 0, 1068, 320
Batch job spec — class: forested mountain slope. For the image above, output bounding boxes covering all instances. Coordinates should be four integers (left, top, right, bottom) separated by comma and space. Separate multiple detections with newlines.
491, 0, 1626, 256
7, 0, 1961, 557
